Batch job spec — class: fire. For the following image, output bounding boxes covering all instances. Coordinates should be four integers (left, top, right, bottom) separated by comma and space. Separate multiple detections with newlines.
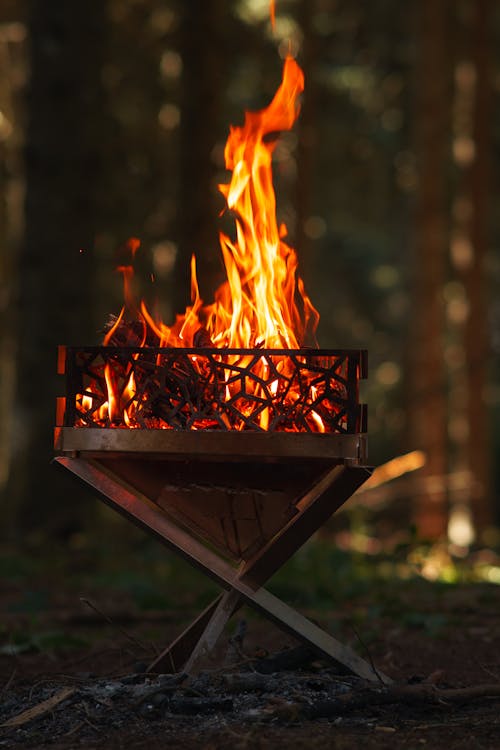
76, 55, 335, 433
114, 56, 317, 351
270, 0, 276, 32
214, 56, 317, 349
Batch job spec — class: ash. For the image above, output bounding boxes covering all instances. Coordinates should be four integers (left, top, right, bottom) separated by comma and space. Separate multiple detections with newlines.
0, 649, 361, 747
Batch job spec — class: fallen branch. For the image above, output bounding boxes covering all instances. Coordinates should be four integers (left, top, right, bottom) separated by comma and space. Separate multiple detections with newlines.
252, 645, 317, 674
302, 681, 500, 719
1, 687, 75, 728
434, 684, 500, 702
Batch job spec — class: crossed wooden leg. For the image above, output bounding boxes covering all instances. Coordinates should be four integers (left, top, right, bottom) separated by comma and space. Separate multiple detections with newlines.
55, 457, 391, 684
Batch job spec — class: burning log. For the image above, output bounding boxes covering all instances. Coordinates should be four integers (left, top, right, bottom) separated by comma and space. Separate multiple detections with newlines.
103, 315, 151, 347
193, 326, 215, 348
252, 645, 317, 674
104, 316, 215, 350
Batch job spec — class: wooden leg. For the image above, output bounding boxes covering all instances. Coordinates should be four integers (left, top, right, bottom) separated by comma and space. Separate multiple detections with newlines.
183, 589, 242, 674
241, 586, 389, 683
55, 457, 389, 682
148, 465, 373, 673
148, 594, 224, 673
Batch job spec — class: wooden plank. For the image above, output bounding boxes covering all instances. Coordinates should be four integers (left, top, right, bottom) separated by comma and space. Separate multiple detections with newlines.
183, 589, 241, 674
247, 587, 389, 683
241, 465, 373, 587
148, 594, 224, 673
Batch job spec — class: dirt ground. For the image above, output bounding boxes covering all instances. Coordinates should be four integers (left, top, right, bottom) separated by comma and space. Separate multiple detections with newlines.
1, 574, 499, 749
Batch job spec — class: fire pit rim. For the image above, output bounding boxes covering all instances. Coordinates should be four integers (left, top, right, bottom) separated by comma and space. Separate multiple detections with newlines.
59, 344, 368, 359
54, 426, 367, 462
56, 345, 367, 441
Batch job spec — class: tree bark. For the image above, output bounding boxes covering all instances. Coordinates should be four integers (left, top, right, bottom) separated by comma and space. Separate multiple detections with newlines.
410, 0, 453, 537
465, 0, 493, 529
4, 0, 108, 533
0, 19, 26, 493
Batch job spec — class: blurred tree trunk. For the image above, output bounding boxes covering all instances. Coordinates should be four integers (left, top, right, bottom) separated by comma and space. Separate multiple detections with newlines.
446, 0, 493, 542
0, 20, 26, 493
4, 0, 108, 535
410, 0, 453, 538
172, 0, 226, 313
465, 0, 492, 529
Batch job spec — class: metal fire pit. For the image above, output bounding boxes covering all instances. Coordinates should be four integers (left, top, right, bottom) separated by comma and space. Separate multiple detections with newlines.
54, 346, 389, 682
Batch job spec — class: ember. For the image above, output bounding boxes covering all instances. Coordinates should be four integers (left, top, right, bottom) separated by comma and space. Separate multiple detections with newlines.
60, 346, 365, 435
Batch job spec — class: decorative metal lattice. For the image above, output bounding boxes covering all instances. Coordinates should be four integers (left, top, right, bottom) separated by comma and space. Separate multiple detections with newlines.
58, 346, 367, 434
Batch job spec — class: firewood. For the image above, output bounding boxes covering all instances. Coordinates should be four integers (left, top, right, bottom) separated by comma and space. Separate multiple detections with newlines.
252, 644, 317, 674
193, 326, 214, 347
1, 687, 76, 728
103, 316, 160, 347
301, 681, 500, 720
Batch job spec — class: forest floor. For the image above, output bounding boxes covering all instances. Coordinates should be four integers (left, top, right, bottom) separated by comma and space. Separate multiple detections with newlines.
1, 522, 500, 749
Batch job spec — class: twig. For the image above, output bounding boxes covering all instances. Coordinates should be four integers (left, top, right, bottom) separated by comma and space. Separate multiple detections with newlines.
64, 646, 126, 669
63, 720, 85, 738
479, 662, 500, 682
303, 681, 500, 720
435, 684, 500, 702
225, 619, 252, 669
80, 597, 151, 653
1, 687, 76, 728
0, 668, 16, 697
83, 716, 101, 733
349, 622, 385, 685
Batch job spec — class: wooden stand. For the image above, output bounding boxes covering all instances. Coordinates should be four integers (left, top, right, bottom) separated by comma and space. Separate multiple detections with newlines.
55, 452, 390, 683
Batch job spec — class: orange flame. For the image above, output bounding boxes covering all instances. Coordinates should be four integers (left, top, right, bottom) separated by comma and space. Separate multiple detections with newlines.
210, 55, 318, 349
107, 55, 317, 351
79, 56, 327, 432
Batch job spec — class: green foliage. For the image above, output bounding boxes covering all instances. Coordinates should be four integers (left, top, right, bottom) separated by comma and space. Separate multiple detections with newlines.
0, 629, 88, 656
8, 590, 49, 615
1, 527, 498, 660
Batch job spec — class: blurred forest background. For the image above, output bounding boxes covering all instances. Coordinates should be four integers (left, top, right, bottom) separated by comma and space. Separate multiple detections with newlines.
0, 0, 499, 554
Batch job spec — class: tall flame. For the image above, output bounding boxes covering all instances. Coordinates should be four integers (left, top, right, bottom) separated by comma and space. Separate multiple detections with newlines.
110, 55, 318, 351
209, 55, 318, 349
